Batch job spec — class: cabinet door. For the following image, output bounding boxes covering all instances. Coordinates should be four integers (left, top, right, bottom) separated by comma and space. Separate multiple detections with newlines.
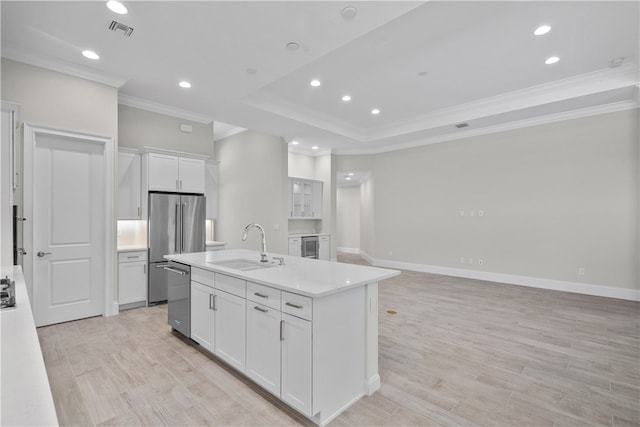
148, 153, 179, 191
205, 162, 218, 219
117, 152, 141, 219
288, 237, 301, 257
190, 281, 215, 352
214, 290, 246, 372
179, 157, 205, 194
312, 181, 323, 219
118, 261, 147, 305
281, 313, 312, 416
246, 303, 281, 396
318, 236, 330, 261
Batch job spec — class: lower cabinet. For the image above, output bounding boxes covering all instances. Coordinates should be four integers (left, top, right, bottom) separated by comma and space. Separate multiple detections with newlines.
190, 277, 246, 372
280, 313, 312, 416
246, 303, 281, 395
118, 250, 147, 308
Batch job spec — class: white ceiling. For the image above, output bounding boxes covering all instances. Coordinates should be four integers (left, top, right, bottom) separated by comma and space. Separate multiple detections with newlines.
2, 1, 638, 154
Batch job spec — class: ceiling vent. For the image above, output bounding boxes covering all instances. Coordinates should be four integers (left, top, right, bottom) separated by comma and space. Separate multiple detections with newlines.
455, 122, 470, 128
108, 20, 134, 37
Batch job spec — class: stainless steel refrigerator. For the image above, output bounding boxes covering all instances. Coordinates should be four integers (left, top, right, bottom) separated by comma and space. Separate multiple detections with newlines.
148, 192, 205, 305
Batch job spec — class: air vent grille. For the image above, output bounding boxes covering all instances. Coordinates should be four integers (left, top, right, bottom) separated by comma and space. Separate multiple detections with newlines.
108, 20, 134, 37
455, 122, 469, 129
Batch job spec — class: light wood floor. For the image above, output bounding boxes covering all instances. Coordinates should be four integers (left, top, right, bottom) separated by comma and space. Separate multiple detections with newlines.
38, 253, 640, 426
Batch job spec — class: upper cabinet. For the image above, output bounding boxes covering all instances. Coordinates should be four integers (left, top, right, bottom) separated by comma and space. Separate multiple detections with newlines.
117, 149, 142, 220
288, 178, 323, 220
146, 151, 205, 194
205, 162, 218, 219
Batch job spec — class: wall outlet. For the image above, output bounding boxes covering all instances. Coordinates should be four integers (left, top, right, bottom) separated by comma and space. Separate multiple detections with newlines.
478, 259, 484, 266
478, 210, 484, 217
579, 267, 585, 275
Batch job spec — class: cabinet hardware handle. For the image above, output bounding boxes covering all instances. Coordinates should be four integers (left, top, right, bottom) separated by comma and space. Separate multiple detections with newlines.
127, 256, 139, 259
280, 320, 285, 341
212, 294, 217, 311
176, 179, 180, 190
143, 264, 146, 274
209, 294, 214, 310
254, 306, 268, 313
285, 302, 303, 309
254, 292, 268, 298
137, 206, 141, 217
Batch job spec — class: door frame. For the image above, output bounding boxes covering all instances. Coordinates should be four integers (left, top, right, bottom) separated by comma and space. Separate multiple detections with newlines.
23, 124, 115, 319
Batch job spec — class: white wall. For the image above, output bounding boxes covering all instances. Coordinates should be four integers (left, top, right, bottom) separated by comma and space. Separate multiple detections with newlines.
215, 130, 288, 255
336, 109, 639, 296
336, 185, 361, 252
118, 104, 213, 157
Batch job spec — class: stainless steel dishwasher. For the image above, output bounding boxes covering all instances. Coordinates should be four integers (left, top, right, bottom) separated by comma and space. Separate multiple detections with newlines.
165, 261, 191, 337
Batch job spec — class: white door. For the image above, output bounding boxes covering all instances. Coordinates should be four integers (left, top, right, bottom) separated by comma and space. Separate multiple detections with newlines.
31, 132, 106, 326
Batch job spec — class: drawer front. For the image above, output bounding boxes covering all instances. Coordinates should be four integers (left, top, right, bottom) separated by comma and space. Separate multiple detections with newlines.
281, 291, 312, 320
288, 237, 301, 244
215, 273, 246, 298
319, 235, 329, 242
118, 251, 147, 263
247, 282, 281, 310
192, 267, 215, 287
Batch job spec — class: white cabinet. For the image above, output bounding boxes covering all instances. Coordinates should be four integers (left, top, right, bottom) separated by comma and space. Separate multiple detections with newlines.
288, 237, 301, 257
117, 150, 142, 219
147, 152, 205, 193
246, 303, 281, 396
190, 280, 215, 353
288, 178, 323, 219
214, 289, 246, 372
205, 162, 218, 219
319, 235, 330, 261
118, 250, 147, 307
281, 313, 313, 416
190, 268, 246, 372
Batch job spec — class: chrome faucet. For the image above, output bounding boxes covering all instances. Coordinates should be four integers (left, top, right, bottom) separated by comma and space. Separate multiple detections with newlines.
242, 223, 269, 262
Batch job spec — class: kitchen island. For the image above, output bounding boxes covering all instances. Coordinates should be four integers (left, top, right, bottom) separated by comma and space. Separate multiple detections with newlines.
165, 249, 399, 426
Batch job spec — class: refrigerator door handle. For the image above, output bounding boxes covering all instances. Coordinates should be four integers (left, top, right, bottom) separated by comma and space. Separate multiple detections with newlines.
181, 203, 186, 253
175, 203, 180, 253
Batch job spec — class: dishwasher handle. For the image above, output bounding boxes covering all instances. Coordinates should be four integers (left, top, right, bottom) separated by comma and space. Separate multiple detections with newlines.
164, 266, 188, 276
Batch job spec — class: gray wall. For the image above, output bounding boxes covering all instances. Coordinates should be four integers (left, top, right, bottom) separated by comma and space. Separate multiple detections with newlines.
336, 186, 361, 250
215, 130, 288, 255
336, 109, 639, 291
118, 104, 213, 157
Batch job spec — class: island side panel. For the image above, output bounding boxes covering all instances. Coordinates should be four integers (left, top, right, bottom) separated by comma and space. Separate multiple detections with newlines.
365, 281, 380, 394
312, 285, 366, 425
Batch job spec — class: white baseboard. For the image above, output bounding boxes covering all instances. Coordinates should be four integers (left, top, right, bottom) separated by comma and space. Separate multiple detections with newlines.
336, 247, 360, 254
360, 252, 640, 302
365, 374, 381, 395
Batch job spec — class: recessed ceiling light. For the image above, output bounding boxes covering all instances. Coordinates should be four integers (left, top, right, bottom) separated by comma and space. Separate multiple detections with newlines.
178, 81, 191, 89
545, 56, 560, 65
342, 95, 351, 102
312, 146, 319, 150
341, 6, 358, 20
82, 50, 99, 60
533, 25, 551, 36
286, 42, 300, 51
348, 172, 354, 176
371, 108, 380, 115
291, 140, 299, 145
106, 0, 128, 15
310, 79, 321, 87
345, 177, 352, 181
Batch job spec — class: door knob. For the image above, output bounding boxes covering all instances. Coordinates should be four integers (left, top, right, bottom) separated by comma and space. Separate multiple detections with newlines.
37, 251, 52, 257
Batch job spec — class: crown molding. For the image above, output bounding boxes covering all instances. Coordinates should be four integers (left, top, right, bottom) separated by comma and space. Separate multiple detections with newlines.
118, 94, 213, 124
2, 47, 128, 88
367, 63, 639, 141
335, 100, 638, 155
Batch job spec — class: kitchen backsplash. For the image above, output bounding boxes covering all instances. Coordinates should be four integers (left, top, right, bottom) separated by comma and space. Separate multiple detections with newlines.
117, 220, 147, 249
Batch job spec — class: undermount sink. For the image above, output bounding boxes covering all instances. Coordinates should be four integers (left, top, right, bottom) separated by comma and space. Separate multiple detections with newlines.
207, 258, 275, 271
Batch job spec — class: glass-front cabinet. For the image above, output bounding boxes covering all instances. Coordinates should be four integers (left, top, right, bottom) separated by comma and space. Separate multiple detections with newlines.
288, 178, 323, 219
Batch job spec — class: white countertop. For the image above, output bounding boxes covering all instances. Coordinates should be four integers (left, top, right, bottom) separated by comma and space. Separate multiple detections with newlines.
288, 233, 330, 238
165, 249, 399, 297
1, 266, 58, 426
